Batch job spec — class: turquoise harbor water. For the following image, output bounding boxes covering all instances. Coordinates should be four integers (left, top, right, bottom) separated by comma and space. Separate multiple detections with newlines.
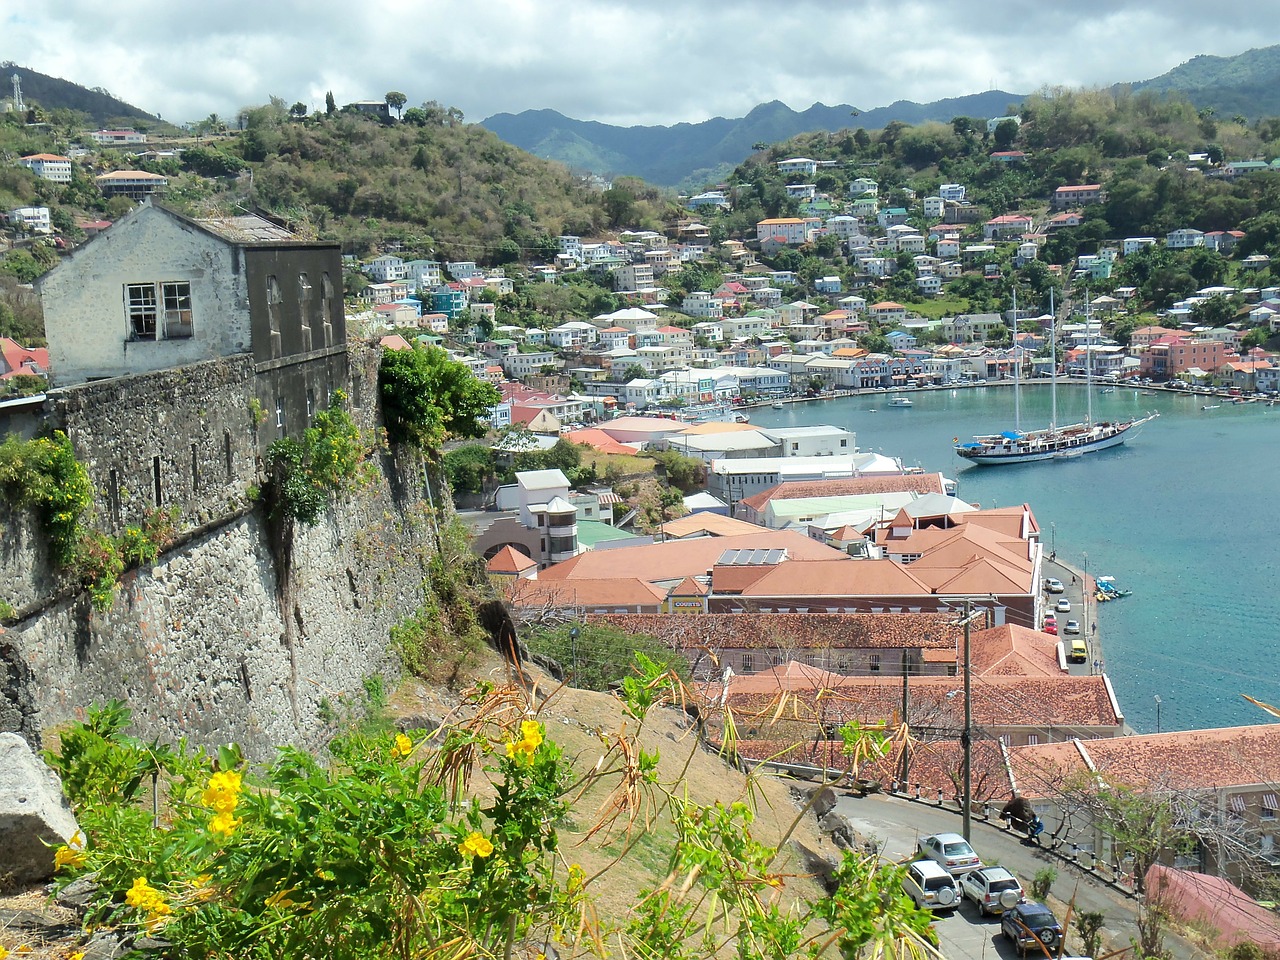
747, 386, 1280, 734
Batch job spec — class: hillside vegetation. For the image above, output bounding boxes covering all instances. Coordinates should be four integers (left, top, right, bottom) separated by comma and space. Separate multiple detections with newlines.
716, 87, 1280, 287
1130, 45, 1280, 121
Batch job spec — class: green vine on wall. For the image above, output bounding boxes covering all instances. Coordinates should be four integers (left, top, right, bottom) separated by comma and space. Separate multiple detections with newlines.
0, 432, 179, 611
0, 431, 93, 566
265, 391, 375, 525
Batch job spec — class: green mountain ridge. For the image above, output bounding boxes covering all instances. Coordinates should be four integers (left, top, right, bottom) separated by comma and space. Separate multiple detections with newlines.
1128, 45, 1280, 119
481, 91, 1024, 188
2, 62, 161, 127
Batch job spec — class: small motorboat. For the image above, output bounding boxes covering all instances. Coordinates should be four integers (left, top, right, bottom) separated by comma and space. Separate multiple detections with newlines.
888, 395, 913, 407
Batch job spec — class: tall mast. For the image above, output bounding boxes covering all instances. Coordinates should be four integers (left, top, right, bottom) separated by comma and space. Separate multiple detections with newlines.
1012, 287, 1020, 432
1085, 288, 1093, 426
1049, 288, 1058, 432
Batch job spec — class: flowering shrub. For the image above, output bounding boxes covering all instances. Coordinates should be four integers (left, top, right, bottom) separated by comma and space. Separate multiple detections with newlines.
45, 664, 939, 960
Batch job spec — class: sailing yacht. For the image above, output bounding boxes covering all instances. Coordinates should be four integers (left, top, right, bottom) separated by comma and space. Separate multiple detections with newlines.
954, 291, 1158, 465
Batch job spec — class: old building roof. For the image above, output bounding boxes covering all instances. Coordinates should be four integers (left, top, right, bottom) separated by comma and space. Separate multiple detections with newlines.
591, 612, 961, 653
539, 530, 847, 585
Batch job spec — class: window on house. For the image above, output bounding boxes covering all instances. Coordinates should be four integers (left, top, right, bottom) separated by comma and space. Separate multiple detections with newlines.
162, 282, 193, 337
275, 397, 285, 431
741, 652, 755, 673
869, 653, 881, 673
267, 275, 283, 357
306, 388, 315, 418
1027, 734, 1040, 746
126, 283, 158, 338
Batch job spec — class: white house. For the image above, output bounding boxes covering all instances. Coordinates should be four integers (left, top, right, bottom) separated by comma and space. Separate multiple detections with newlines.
814, 276, 843, 294
548, 320, 600, 349
1122, 237, 1157, 256
447, 261, 481, 280
915, 275, 943, 296
18, 154, 72, 183
922, 196, 945, 220
363, 255, 407, 283
762, 425, 856, 458
777, 157, 819, 175
6, 206, 52, 233
1167, 228, 1205, 250
849, 178, 879, 197
681, 291, 723, 318
938, 183, 966, 202
401, 259, 442, 290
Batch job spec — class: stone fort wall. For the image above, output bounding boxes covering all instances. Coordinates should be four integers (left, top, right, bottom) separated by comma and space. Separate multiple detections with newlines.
0, 343, 436, 757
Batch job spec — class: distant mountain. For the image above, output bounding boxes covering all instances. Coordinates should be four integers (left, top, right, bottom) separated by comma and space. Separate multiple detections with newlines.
2, 62, 160, 127
481, 90, 1024, 187
1128, 45, 1280, 119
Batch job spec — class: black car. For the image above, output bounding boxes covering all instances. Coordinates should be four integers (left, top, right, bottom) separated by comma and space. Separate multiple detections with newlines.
1000, 901, 1063, 956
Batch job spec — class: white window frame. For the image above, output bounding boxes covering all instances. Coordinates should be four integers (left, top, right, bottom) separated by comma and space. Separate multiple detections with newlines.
125, 281, 194, 340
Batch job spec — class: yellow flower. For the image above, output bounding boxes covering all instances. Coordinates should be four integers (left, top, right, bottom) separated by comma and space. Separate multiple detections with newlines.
208, 811, 242, 838
458, 832, 494, 858
0, 948, 9, 960
391, 732, 413, 759
202, 769, 243, 816
520, 720, 544, 750
125, 877, 154, 909
505, 719, 545, 762
69, 953, 85, 960
54, 831, 87, 871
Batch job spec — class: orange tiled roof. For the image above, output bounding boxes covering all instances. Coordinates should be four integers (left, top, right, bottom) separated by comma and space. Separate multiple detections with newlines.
715, 673, 1122, 731
737, 474, 948, 513
1011, 725, 1280, 799
591, 612, 961, 653
539, 530, 848, 584
486, 545, 536, 574
660, 513, 760, 538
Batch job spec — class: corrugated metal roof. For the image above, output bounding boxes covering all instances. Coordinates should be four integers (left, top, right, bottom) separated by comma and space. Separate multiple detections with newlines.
195, 214, 296, 243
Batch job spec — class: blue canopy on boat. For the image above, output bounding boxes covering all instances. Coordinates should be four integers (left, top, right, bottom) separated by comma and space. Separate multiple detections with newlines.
1001, 431, 1023, 440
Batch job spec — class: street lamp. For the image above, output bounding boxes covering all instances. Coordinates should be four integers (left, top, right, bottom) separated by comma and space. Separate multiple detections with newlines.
1050, 522, 1056, 561
1154, 695, 1162, 734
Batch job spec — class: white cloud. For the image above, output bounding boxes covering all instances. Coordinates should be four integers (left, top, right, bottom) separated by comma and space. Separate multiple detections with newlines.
5, 1, 1277, 126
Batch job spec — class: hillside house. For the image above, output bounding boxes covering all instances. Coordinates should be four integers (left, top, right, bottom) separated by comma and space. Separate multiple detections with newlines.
18, 153, 72, 183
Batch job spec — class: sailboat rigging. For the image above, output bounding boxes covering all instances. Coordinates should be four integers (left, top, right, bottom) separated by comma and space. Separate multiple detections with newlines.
954, 288, 1158, 465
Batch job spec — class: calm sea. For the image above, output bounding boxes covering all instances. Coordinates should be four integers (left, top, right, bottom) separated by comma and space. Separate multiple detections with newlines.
747, 386, 1280, 734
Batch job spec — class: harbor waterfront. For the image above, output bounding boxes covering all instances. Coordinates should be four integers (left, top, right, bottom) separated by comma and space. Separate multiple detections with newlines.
747, 384, 1280, 734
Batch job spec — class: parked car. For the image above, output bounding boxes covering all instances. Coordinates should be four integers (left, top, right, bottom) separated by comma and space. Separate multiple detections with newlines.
1067, 636, 1088, 663
1064, 620, 1081, 635
902, 859, 960, 912
1044, 578, 1065, 594
1001, 902, 1064, 956
917, 833, 983, 876
959, 866, 1024, 915
1055, 598, 1071, 613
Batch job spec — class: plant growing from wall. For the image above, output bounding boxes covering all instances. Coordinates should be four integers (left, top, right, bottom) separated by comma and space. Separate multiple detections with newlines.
0, 431, 92, 566
265, 391, 374, 525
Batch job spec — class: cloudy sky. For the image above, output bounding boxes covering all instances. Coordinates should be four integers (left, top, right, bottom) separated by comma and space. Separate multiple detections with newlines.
6, 1, 1278, 127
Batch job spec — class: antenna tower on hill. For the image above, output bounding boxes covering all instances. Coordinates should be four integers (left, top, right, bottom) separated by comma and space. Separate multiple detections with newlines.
11, 73, 23, 112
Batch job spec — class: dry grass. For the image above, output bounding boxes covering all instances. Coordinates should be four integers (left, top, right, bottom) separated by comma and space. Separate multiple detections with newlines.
391, 649, 833, 930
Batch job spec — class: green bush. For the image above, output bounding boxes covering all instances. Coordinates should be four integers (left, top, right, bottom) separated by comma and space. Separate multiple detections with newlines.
379, 346, 500, 450
1031, 866, 1057, 901
523, 622, 689, 692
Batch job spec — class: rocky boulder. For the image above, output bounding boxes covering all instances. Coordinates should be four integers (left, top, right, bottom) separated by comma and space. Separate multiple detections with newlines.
0, 733, 81, 883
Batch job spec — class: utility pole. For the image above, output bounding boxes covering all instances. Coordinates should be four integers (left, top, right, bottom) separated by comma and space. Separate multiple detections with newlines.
899, 651, 911, 786
944, 596, 986, 843
962, 597, 974, 842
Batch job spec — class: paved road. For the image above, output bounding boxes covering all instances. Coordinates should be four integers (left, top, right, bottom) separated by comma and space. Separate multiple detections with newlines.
1042, 558, 1098, 678
833, 791, 1206, 960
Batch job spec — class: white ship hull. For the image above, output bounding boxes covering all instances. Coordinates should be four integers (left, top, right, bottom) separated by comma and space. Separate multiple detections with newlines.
955, 415, 1156, 466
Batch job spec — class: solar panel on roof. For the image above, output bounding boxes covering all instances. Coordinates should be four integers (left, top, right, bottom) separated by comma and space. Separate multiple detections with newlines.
717, 548, 786, 566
